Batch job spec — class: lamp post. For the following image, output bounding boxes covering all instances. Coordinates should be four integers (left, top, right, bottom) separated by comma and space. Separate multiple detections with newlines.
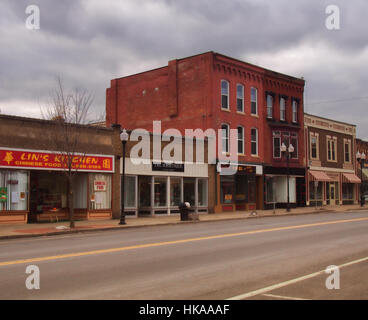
356, 151, 366, 207
119, 129, 129, 225
281, 142, 294, 212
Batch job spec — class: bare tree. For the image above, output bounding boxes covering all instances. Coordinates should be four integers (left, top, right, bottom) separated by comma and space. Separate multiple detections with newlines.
41, 77, 95, 228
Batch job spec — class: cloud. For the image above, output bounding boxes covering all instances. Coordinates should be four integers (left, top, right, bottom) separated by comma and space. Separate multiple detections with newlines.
0, 0, 367, 137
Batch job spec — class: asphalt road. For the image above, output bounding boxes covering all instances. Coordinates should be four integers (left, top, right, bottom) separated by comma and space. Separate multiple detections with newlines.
0, 211, 368, 300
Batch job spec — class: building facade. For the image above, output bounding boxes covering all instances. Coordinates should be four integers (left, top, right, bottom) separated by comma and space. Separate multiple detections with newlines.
304, 114, 360, 206
106, 51, 305, 212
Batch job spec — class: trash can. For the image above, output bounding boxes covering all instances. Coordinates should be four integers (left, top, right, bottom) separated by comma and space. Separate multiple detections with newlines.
179, 202, 190, 221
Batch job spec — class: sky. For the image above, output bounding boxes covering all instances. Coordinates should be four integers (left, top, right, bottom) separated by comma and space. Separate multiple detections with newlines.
0, 0, 367, 138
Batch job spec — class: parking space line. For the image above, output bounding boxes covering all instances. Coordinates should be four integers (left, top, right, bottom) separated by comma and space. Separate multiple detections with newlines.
227, 256, 368, 300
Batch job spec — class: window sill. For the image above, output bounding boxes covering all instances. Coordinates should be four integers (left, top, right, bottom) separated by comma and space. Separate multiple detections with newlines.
236, 111, 245, 115
221, 108, 231, 112
251, 113, 259, 118
251, 154, 259, 158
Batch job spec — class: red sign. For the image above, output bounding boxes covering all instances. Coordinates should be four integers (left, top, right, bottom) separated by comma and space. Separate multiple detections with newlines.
0, 148, 114, 173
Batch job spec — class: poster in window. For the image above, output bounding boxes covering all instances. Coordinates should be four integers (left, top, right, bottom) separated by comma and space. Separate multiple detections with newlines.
94, 180, 107, 191
0, 187, 7, 202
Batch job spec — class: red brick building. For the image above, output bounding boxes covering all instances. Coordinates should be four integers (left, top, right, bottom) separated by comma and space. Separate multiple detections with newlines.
106, 51, 305, 211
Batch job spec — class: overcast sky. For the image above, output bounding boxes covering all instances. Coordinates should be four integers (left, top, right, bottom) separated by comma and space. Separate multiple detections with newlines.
0, 0, 367, 138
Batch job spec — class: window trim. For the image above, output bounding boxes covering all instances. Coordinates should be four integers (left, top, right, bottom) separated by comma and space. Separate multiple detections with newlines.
326, 136, 338, 162
221, 123, 230, 154
236, 83, 244, 113
251, 87, 258, 115
251, 128, 258, 156
266, 94, 273, 119
273, 131, 281, 159
221, 80, 230, 110
344, 138, 352, 163
310, 132, 319, 160
292, 100, 298, 123
237, 125, 245, 155
280, 97, 286, 121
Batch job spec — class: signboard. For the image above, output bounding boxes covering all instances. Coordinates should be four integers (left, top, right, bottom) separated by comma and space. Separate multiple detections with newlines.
0, 187, 7, 202
0, 148, 114, 173
152, 162, 184, 172
237, 165, 256, 174
94, 180, 107, 191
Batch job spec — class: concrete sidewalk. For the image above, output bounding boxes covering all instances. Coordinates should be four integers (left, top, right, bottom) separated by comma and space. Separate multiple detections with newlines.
0, 204, 366, 240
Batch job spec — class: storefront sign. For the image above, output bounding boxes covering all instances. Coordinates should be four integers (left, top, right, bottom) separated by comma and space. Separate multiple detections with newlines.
152, 162, 184, 172
0, 187, 7, 202
0, 148, 114, 173
94, 180, 107, 191
237, 165, 255, 174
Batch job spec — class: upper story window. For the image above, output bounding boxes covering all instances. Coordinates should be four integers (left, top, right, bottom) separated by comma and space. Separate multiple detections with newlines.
273, 131, 281, 158
221, 80, 229, 110
251, 128, 258, 156
237, 126, 244, 154
292, 100, 298, 123
251, 87, 258, 115
327, 136, 337, 162
280, 97, 286, 121
290, 133, 298, 159
310, 133, 319, 160
267, 94, 273, 119
221, 123, 230, 153
236, 84, 244, 113
344, 139, 351, 163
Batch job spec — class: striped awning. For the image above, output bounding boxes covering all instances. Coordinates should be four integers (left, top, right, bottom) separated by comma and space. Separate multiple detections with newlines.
342, 173, 361, 184
309, 170, 332, 182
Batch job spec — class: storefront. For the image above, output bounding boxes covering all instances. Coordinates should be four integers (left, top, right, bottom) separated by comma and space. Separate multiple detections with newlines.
123, 158, 209, 216
0, 147, 114, 224
264, 167, 306, 209
216, 163, 263, 212
306, 170, 360, 206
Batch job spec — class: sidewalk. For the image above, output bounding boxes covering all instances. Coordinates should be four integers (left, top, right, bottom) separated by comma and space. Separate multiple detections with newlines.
0, 205, 366, 240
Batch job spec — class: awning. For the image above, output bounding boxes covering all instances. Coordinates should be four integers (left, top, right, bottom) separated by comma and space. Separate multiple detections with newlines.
342, 173, 361, 184
309, 170, 332, 182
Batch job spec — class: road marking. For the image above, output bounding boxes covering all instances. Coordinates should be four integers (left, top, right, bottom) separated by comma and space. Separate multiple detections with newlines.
1, 216, 368, 267
262, 294, 311, 300
227, 256, 368, 300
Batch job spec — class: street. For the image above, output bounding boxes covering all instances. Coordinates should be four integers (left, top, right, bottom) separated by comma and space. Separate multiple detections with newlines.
0, 211, 368, 300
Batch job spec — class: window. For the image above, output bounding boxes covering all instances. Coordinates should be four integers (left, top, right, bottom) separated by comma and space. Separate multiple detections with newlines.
221, 80, 229, 110
184, 178, 195, 206
280, 97, 286, 121
267, 94, 273, 118
221, 124, 230, 153
124, 176, 136, 208
251, 87, 258, 115
310, 133, 319, 159
251, 128, 258, 156
237, 126, 244, 154
292, 100, 298, 123
290, 133, 298, 159
236, 84, 244, 112
198, 179, 208, 206
220, 176, 234, 204
89, 174, 112, 209
170, 177, 182, 207
327, 137, 337, 161
342, 183, 354, 200
154, 177, 167, 207
273, 131, 281, 158
344, 139, 351, 163
0, 170, 29, 211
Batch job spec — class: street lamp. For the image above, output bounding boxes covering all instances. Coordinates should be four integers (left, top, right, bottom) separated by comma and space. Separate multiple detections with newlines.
119, 129, 129, 225
356, 151, 366, 207
281, 142, 294, 212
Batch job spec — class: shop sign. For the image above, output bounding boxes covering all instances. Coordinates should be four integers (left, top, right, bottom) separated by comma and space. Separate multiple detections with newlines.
152, 162, 184, 172
0, 187, 7, 202
237, 166, 255, 174
94, 180, 107, 191
0, 148, 114, 173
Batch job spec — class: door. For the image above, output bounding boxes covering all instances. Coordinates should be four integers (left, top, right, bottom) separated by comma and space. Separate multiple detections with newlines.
329, 183, 336, 205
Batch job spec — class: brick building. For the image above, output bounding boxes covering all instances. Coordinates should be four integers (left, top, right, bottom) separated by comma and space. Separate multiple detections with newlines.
106, 51, 305, 211
304, 114, 360, 206
355, 138, 368, 197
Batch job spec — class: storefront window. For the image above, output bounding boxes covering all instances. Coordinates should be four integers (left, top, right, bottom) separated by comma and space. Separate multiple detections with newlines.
170, 177, 182, 207
30, 171, 67, 212
220, 176, 234, 204
139, 176, 151, 207
342, 183, 354, 200
198, 179, 208, 207
309, 181, 323, 200
0, 170, 29, 211
89, 174, 112, 210
235, 175, 247, 202
124, 176, 136, 208
248, 175, 256, 203
154, 177, 167, 207
184, 177, 195, 206
266, 177, 275, 203
73, 174, 87, 209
